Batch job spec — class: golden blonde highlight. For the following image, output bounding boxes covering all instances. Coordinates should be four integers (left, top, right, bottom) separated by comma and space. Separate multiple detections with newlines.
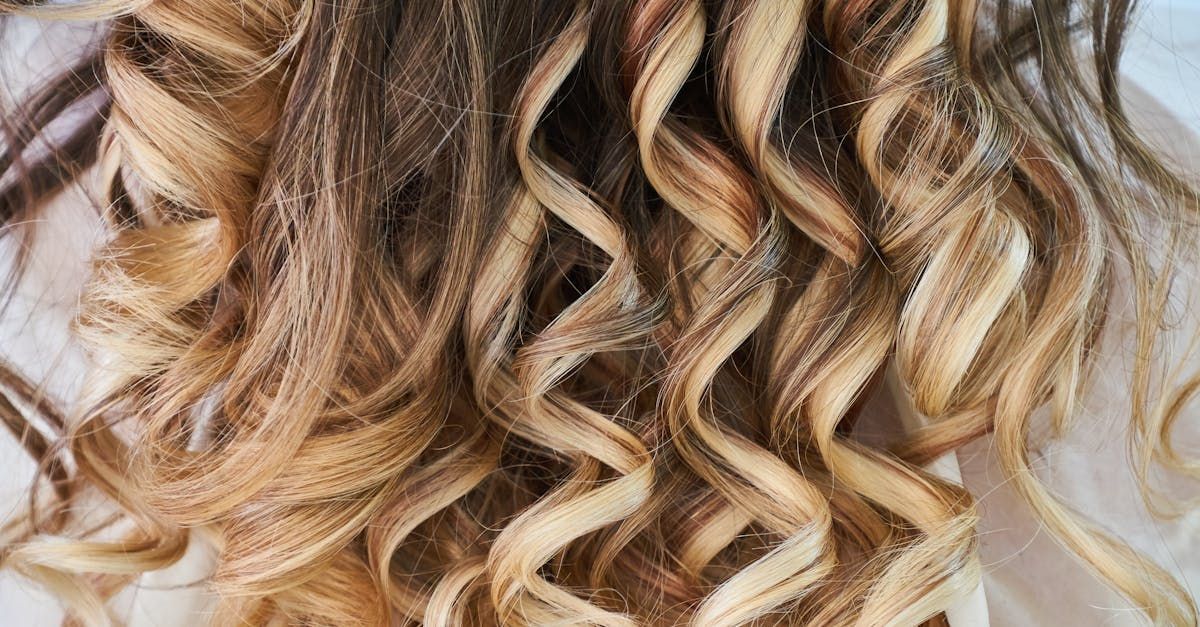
0, 0, 1196, 624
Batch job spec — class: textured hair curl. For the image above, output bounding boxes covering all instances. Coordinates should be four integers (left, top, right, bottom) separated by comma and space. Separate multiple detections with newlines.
0, 0, 1196, 624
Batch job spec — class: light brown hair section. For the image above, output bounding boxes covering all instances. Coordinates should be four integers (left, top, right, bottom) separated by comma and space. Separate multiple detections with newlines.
0, 0, 1196, 624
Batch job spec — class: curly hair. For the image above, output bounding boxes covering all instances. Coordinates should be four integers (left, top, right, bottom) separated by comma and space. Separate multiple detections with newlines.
0, 0, 1196, 624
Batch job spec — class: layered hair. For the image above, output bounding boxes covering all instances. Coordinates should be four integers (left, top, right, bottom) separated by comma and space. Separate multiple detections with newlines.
0, 0, 1196, 624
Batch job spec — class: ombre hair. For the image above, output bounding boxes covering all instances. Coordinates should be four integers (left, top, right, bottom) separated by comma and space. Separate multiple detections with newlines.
0, 0, 1196, 624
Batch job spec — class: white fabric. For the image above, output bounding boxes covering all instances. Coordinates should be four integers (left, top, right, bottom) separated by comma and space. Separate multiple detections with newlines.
0, 3, 1197, 625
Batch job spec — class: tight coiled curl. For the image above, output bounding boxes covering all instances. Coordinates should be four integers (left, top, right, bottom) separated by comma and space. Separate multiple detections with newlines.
0, 0, 1196, 625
